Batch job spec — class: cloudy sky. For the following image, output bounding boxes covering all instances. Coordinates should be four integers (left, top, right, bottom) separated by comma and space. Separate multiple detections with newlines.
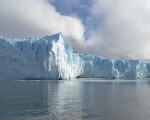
0, 0, 150, 60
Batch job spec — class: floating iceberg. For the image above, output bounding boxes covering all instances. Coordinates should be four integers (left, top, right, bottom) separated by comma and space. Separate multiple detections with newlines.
0, 33, 149, 80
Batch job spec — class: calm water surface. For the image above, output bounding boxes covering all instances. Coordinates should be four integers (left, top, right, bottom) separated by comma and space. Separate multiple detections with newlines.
0, 79, 150, 120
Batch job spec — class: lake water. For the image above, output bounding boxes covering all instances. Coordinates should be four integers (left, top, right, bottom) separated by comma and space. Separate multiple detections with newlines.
1, 79, 150, 120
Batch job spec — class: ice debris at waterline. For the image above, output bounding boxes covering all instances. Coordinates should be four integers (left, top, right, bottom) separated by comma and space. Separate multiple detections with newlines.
0, 33, 150, 80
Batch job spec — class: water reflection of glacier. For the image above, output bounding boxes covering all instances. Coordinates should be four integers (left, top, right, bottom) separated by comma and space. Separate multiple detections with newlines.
1, 80, 150, 120
47, 80, 84, 120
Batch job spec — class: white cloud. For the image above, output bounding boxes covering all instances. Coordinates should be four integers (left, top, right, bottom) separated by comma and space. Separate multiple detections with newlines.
1, 0, 150, 60
84, 0, 150, 60
0, 0, 84, 41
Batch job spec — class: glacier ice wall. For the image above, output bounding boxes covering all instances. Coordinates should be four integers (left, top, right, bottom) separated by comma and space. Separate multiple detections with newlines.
0, 33, 83, 80
0, 33, 150, 80
79, 54, 148, 79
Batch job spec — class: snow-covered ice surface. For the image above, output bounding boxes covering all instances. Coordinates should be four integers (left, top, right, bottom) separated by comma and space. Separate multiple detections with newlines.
0, 33, 150, 80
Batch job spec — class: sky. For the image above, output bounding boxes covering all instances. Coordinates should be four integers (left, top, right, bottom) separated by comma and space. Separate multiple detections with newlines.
0, 0, 150, 60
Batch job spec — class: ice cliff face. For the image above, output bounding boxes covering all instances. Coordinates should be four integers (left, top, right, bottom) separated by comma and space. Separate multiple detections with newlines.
0, 33, 149, 80
79, 54, 148, 79
0, 33, 83, 80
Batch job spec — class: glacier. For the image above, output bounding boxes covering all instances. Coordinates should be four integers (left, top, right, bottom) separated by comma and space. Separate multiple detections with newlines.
0, 33, 150, 80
